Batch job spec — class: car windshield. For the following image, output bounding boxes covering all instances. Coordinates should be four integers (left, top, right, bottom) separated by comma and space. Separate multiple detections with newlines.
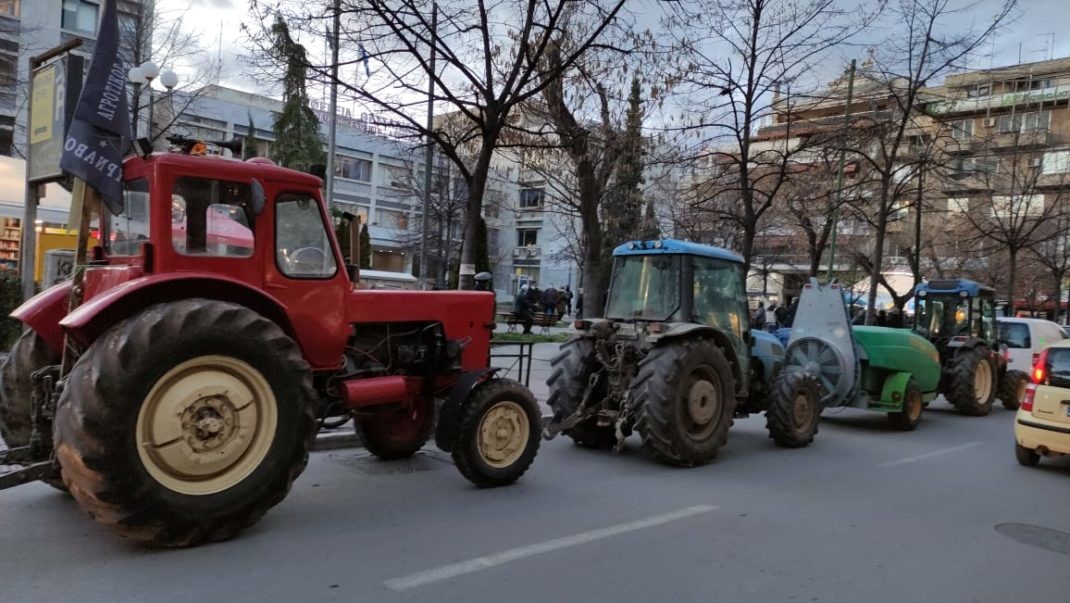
605, 254, 681, 321
914, 295, 969, 339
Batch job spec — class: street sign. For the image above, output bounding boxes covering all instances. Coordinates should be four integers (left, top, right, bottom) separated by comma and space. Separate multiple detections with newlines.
27, 54, 83, 183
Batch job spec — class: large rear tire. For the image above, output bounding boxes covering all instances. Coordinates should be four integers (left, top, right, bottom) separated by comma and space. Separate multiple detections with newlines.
947, 347, 995, 416
629, 339, 736, 467
54, 300, 317, 547
765, 369, 822, 447
0, 330, 65, 490
355, 398, 435, 460
999, 370, 1029, 411
452, 378, 540, 487
0, 330, 58, 447
547, 338, 616, 449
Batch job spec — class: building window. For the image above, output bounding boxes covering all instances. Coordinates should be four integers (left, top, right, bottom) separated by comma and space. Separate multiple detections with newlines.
375, 208, 408, 230
950, 119, 973, 140
966, 83, 991, 99
336, 155, 372, 182
0, 0, 18, 19
519, 187, 544, 209
1043, 150, 1070, 175
947, 197, 969, 213
998, 111, 1050, 134
1013, 78, 1055, 92
517, 228, 538, 246
379, 163, 410, 188
991, 194, 1044, 218
952, 156, 997, 176
62, 0, 99, 36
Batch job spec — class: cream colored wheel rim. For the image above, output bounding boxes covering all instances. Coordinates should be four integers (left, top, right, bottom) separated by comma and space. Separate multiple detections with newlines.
135, 355, 278, 496
974, 359, 992, 403
478, 400, 529, 469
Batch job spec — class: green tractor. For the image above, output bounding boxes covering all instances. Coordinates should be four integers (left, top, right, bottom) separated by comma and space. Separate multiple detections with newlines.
773, 279, 942, 430
912, 279, 1027, 415
543, 239, 817, 468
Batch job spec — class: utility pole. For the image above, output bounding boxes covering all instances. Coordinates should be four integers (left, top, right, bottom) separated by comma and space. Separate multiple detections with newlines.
324, 0, 341, 209
418, 2, 438, 289
825, 59, 856, 281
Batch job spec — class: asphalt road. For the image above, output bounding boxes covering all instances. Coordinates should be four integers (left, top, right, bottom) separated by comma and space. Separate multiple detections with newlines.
3, 383, 1069, 602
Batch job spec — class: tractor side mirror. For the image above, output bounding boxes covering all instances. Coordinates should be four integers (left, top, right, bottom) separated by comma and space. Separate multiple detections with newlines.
250, 179, 265, 215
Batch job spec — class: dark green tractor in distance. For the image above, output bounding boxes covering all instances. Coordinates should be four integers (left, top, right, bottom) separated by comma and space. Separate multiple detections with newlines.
913, 279, 1026, 415
543, 239, 814, 468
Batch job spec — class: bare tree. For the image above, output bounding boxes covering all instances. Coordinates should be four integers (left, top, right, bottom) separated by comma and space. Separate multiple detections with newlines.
248, 0, 627, 289
663, 0, 868, 278
844, 0, 1015, 323
1029, 213, 1070, 324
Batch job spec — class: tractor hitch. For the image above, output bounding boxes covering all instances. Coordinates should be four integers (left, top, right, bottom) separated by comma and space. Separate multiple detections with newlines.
0, 365, 62, 491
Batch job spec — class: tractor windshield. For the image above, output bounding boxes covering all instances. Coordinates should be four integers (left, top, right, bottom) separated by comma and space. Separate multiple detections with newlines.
914, 295, 969, 340
606, 254, 681, 321
108, 178, 151, 256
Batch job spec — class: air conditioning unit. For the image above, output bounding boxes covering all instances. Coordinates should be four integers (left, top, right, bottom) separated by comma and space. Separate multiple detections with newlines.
1029, 157, 1043, 168
982, 117, 997, 127
512, 248, 525, 258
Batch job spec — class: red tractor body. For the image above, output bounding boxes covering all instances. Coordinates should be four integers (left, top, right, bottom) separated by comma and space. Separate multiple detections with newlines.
0, 152, 538, 547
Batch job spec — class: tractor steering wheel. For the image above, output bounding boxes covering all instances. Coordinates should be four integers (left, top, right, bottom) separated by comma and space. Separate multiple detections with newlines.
288, 246, 327, 275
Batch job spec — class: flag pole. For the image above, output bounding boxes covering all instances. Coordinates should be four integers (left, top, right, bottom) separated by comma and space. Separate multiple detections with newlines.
324, 0, 340, 211
61, 178, 99, 374
418, 1, 437, 289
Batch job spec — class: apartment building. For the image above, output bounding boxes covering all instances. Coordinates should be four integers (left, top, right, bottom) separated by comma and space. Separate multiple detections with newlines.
1, 0, 152, 157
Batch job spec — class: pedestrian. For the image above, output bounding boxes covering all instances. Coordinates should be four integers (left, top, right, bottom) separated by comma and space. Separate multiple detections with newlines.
877, 310, 888, 327
753, 301, 765, 328
576, 289, 584, 319
775, 301, 789, 328
542, 285, 558, 316
785, 296, 799, 328
765, 302, 779, 332
556, 289, 567, 317
514, 283, 534, 334
565, 285, 574, 316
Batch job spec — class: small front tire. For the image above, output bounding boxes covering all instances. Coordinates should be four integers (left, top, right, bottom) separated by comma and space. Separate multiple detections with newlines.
452, 378, 541, 488
765, 369, 822, 447
888, 380, 923, 431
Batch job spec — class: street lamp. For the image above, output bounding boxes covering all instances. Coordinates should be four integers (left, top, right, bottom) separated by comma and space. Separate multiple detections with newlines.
128, 61, 178, 140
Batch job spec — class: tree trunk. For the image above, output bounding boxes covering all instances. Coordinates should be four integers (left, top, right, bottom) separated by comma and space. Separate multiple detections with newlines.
865, 190, 891, 325
1007, 249, 1018, 317
457, 135, 496, 290
578, 156, 604, 318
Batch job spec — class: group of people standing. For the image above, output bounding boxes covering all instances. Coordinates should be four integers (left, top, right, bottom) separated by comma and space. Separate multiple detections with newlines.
752, 298, 797, 332
513, 282, 575, 335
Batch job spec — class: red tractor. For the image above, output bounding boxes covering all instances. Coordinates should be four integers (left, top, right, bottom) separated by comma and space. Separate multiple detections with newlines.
0, 152, 541, 547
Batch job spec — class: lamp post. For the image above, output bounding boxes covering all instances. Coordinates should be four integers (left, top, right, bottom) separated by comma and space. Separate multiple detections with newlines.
128, 61, 178, 141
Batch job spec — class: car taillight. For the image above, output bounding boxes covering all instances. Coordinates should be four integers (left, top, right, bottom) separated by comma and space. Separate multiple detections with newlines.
1021, 383, 1036, 412
1032, 348, 1049, 384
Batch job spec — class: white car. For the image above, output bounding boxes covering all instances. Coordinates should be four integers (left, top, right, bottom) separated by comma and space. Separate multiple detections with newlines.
997, 317, 1068, 373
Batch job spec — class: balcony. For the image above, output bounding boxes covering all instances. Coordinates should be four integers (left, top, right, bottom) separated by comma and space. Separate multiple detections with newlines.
512, 246, 542, 260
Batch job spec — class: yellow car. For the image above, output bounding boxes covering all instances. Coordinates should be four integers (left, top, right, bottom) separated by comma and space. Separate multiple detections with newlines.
1015, 341, 1070, 466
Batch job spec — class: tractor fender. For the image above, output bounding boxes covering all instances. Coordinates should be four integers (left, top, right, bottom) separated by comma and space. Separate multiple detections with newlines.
58, 273, 297, 349
750, 330, 785, 384
10, 281, 73, 353
435, 368, 500, 453
879, 371, 913, 406
647, 324, 745, 394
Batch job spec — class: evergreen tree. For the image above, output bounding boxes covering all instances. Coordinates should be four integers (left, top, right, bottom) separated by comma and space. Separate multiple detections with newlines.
359, 222, 372, 269
474, 217, 490, 274
270, 16, 323, 170
601, 76, 646, 287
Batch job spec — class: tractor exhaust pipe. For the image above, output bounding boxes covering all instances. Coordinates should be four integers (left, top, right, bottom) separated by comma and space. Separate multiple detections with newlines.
340, 375, 422, 409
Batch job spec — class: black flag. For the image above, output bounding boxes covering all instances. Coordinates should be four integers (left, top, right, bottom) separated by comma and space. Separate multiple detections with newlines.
59, 0, 132, 215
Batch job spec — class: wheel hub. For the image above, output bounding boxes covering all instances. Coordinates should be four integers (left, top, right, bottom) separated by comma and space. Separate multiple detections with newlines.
792, 393, 812, 427
687, 380, 718, 425
478, 400, 529, 469
136, 356, 278, 496
974, 359, 992, 402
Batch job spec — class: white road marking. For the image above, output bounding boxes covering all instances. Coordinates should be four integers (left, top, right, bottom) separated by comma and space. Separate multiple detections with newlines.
878, 441, 982, 468
383, 504, 719, 591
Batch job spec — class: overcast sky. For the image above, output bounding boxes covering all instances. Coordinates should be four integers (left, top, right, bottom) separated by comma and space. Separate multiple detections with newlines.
160, 0, 1070, 97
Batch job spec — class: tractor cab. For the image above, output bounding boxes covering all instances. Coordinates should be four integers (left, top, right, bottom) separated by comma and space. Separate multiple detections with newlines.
913, 279, 997, 347
605, 239, 751, 366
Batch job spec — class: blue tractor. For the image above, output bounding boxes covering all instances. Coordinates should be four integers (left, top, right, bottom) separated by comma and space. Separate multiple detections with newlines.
913, 279, 1025, 415
543, 240, 815, 467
